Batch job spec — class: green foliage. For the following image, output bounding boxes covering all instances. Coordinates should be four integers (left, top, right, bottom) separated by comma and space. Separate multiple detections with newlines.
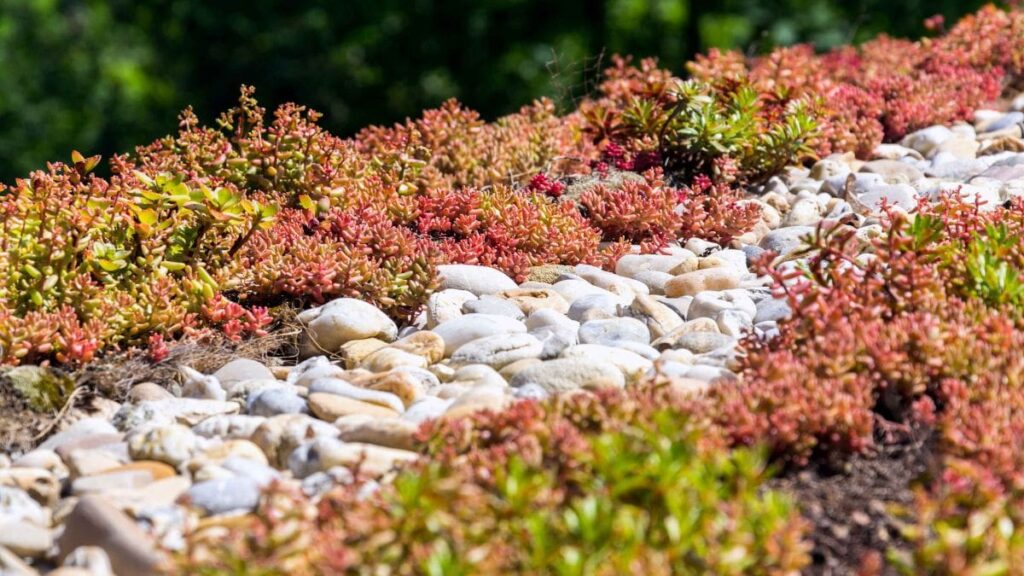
179, 391, 810, 574
961, 224, 1024, 310
653, 79, 818, 182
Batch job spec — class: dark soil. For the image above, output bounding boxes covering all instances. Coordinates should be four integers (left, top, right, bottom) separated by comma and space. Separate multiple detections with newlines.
769, 428, 939, 576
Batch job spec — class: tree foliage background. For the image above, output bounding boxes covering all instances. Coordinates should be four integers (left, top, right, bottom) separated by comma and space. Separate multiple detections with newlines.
0, 0, 993, 182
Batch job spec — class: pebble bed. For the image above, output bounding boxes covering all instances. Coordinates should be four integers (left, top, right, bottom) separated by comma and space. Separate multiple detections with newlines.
3, 106, 1024, 575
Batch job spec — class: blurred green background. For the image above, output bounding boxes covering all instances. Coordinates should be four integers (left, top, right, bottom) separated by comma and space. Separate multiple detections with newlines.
0, 0, 994, 182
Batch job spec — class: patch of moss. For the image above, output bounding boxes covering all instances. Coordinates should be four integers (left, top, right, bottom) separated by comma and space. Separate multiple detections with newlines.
3, 366, 75, 412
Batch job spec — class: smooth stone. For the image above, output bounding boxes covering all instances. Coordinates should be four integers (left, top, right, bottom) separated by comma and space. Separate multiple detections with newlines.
359, 347, 428, 372
213, 359, 275, 388
426, 289, 477, 328
431, 314, 527, 356
683, 238, 720, 257
112, 398, 239, 430
443, 386, 511, 419
338, 338, 389, 369
525, 309, 580, 358
0, 468, 60, 508
288, 438, 417, 478
573, 264, 648, 299
450, 333, 544, 369
191, 414, 266, 440
183, 477, 261, 516
664, 268, 741, 298
525, 264, 575, 283
40, 419, 119, 452
509, 359, 625, 393
307, 378, 406, 413
247, 387, 308, 417
550, 279, 618, 304
308, 393, 400, 421
567, 293, 624, 322
71, 470, 155, 496
495, 288, 570, 315
614, 252, 697, 278
982, 111, 1024, 133
560, 344, 652, 384
758, 226, 815, 258
350, 371, 428, 407
61, 546, 112, 575
673, 332, 735, 354
126, 425, 197, 468
0, 520, 51, 558
62, 546, 113, 576
808, 156, 850, 180
687, 290, 756, 321
250, 414, 339, 469
755, 298, 792, 323
126, 383, 173, 403
297, 298, 398, 356
437, 264, 517, 295
402, 397, 453, 424
56, 496, 164, 575
498, 358, 544, 380
901, 125, 952, 156
389, 331, 445, 364
631, 270, 673, 295
716, 309, 753, 337
335, 415, 419, 451
652, 318, 722, 350
220, 457, 279, 487
11, 450, 66, 479
850, 183, 918, 215
624, 294, 683, 339
782, 198, 823, 226
288, 356, 347, 387
0, 544, 39, 574
578, 317, 651, 345
859, 159, 924, 183
187, 440, 269, 472
0, 486, 48, 525
450, 364, 508, 388
63, 446, 128, 479
462, 295, 526, 320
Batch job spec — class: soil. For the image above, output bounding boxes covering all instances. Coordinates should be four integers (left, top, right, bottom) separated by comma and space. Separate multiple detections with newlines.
769, 427, 939, 576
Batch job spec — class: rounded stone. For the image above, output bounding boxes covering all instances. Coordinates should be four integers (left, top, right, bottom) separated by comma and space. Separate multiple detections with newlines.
578, 317, 651, 345
615, 252, 698, 279
495, 288, 570, 315
431, 314, 527, 356
508, 359, 625, 393
664, 268, 742, 298
335, 415, 419, 451
126, 383, 173, 403
308, 393, 401, 421
437, 264, 518, 295
443, 386, 511, 419
560, 344, 652, 384
306, 378, 406, 413
126, 425, 197, 468
462, 295, 526, 320
212, 359, 275, 388
673, 332, 735, 354
567, 293, 623, 322
247, 387, 308, 417
426, 289, 477, 328
389, 331, 445, 364
359, 347, 428, 373
183, 476, 261, 516
298, 298, 398, 355
450, 333, 544, 369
